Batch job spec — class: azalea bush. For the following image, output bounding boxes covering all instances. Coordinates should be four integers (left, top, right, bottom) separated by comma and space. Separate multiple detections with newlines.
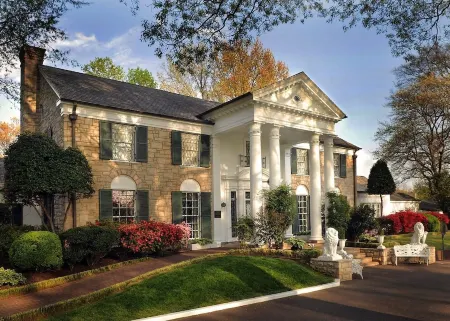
379, 210, 435, 234
118, 220, 190, 255
427, 212, 450, 224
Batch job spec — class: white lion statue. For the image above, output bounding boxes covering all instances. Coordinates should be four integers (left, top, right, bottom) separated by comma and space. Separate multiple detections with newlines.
410, 222, 428, 246
318, 227, 342, 261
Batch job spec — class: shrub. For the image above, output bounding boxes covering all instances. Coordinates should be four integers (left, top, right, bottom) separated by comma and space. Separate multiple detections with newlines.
326, 192, 351, 239
347, 205, 378, 241
0, 225, 37, 258
427, 212, 450, 224
423, 213, 440, 232
118, 220, 190, 255
379, 210, 428, 234
236, 216, 256, 245
9, 231, 63, 271
0, 267, 26, 286
60, 226, 120, 268
284, 237, 306, 250
188, 238, 213, 246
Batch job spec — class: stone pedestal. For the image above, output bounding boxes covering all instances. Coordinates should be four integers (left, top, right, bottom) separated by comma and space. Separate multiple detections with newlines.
311, 258, 352, 281
360, 246, 436, 265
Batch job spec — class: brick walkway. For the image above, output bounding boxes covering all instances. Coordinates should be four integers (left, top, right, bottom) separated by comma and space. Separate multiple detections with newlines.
0, 249, 228, 318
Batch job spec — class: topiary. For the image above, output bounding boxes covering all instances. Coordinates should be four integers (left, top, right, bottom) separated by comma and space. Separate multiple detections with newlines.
326, 192, 351, 239
0, 225, 37, 258
0, 267, 26, 286
60, 226, 119, 268
9, 231, 63, 271
424, 213, 440, 232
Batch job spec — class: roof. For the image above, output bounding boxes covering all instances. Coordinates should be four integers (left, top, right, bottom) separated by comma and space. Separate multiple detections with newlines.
419, 200, 441, 212
390, 192, 419, 202
322, 136, 360, 151
357, 176, 368, 185
39, 65, 219, 123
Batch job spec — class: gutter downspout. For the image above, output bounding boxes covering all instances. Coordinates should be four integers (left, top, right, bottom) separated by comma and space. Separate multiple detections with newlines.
69, 103, 78, 228
352, 152, 358, 207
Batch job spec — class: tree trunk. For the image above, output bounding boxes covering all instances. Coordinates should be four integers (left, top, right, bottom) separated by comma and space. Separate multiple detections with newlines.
379, 194, 384, 217
36, 199, 56, 232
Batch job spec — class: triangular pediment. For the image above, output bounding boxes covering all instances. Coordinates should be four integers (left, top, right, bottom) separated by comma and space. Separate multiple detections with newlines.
253, 72, 346, 120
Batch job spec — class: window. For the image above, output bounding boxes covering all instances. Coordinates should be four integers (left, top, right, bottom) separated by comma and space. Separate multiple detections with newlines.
112, 123, 135, 161
112, 190, 135, 222
363, 203, 381, 217
297, 195, 310, 232
182, 133, 199, 166
296, 149, 309, 175
182, 192, 201, 238
231, 191, 237, 237
245, 191, 251, 216
334, 154, 340, 177
334, 153, 347, 178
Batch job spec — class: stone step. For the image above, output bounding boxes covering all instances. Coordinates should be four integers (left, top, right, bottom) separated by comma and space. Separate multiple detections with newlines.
351, 253, 366, 259
344, 248, 361, 253
362, 261, 379, 267
360, 257, 374, 264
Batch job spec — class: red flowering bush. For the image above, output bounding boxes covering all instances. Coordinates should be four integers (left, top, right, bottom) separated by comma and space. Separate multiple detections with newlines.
427, 212, 450, 224
379, 210, 428, 234
118, 220, 190, 254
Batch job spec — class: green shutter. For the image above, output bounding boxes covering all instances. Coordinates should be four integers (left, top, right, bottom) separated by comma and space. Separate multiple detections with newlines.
292, 195, 299, 234
201, 192, 212, 239
199, 134, 211, 167
340, 154, 347, 178
171, 131, 182, 165
135, 126, 148, 163
136, 190, 149, 221
172, 191, 183, 224
99, 189, 112, 221
99, 121, 112, 160
291, 148, 297, 174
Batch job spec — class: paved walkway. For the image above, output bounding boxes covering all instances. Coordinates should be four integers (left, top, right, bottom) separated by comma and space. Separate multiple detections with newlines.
184, 261, 450, 321
0, 249, 227, 318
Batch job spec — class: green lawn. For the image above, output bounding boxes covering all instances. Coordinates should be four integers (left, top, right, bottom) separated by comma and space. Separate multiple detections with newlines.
49, 256, 332, 321
385, 232, 449, 249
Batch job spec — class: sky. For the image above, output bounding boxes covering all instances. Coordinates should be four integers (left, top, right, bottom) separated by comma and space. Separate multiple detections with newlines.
0, 0, 405, 179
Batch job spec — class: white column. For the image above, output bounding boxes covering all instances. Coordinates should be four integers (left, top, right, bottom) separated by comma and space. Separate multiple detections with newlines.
324, 136, 335, 194
284, 147, 292, 186
250, 123, 263, 217
212, 135, 223, 242
269, 126, 281, 189
309, 132, 323, 242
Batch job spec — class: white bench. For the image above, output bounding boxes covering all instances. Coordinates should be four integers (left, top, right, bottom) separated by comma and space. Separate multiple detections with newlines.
393, 244, 430, 266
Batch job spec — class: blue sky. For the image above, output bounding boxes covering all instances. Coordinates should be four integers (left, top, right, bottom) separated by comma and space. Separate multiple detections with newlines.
0, 0, 404, 177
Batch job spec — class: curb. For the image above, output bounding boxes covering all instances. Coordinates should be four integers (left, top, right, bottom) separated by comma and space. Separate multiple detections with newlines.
134, 279, 340, 321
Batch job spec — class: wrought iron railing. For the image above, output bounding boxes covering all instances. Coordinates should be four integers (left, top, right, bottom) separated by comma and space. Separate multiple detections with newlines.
239, 155, 266, 168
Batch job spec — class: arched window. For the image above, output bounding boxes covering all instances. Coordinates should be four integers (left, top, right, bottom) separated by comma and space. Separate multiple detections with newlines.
295, 185, 310, 233
180, 179, 201, 238
111, 175, 136, 223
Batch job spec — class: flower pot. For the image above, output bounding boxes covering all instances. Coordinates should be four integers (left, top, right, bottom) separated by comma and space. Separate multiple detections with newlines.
377, 235, 385, 249
338, 239, 347, 252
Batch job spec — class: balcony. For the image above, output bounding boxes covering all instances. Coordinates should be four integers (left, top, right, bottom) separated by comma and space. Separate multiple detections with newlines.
239, 155, 266, 168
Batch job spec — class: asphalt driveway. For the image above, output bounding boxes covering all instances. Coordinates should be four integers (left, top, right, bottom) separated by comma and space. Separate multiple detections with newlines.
183, 261, 450, 321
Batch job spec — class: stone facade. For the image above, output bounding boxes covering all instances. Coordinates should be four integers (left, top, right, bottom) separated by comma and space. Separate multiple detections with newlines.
62, 116, 212, 229
310, 258, 353, 281
291, 153, 355, 206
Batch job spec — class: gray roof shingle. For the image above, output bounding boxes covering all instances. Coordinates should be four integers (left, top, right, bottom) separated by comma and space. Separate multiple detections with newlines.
39, 65, 219, 123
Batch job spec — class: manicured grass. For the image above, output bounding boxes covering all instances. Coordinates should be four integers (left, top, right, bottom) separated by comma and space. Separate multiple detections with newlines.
385, 232, 449, 249
49, 256, 332, 321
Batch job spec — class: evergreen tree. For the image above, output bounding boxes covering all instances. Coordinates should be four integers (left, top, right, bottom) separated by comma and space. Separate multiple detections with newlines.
367, 160, 396, 216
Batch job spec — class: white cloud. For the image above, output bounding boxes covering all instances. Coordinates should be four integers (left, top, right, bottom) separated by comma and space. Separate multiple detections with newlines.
356, 149, 376, 178
55, 33, 97, 48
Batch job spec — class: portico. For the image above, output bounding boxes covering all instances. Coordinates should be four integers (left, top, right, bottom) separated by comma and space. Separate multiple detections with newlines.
199, 72, 350, 243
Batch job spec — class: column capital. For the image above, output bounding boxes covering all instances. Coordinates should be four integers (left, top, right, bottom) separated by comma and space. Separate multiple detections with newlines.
249, 122, 262, 135
324, 135, 334, 148
310, 132, 320, 144
269, 126, 280, 138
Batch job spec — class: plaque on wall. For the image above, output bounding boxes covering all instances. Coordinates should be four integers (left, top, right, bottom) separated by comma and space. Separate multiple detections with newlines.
214, 211, 221, 218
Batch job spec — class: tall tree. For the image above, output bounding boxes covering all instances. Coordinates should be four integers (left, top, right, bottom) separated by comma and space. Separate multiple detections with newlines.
0, 117, 19, 157
82, 57, 157, 88
127, 67, 157, 88
367, 160, 397, 216
123, 0, 450, 66
0, 0, 86, 102
158, 40, 289, 102
82, 57, 126, 81
375, 74, 450, 196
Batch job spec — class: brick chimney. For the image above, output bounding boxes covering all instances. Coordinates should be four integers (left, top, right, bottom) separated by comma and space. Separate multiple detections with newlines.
19, 45, 46, 133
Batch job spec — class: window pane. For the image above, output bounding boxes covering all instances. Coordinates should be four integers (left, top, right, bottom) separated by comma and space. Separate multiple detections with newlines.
182, 192, 201, 238
334, 154, 340, 177
182, 133, 199, 166
112, 190, 136, 222
112, 124, 134, 161
296, 149, 308, 175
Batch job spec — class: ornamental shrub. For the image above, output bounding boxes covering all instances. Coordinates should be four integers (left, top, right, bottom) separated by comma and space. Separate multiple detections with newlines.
118, 220, 190, 255
423, 213, 440, 232
0, 267, 26, 286
347, 205, 378, 241
379, 210, 428, 234
9, 231, 63, 271
0, 225, 37, 258
236, 216, 256, 246
326, 192, 351, 239
60, 226, 120, 268
427, 212, 450, 224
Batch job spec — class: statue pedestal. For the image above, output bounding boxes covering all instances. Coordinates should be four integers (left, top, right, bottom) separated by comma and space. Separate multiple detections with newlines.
317, 254, 343, 261
311, 258, 353, 281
